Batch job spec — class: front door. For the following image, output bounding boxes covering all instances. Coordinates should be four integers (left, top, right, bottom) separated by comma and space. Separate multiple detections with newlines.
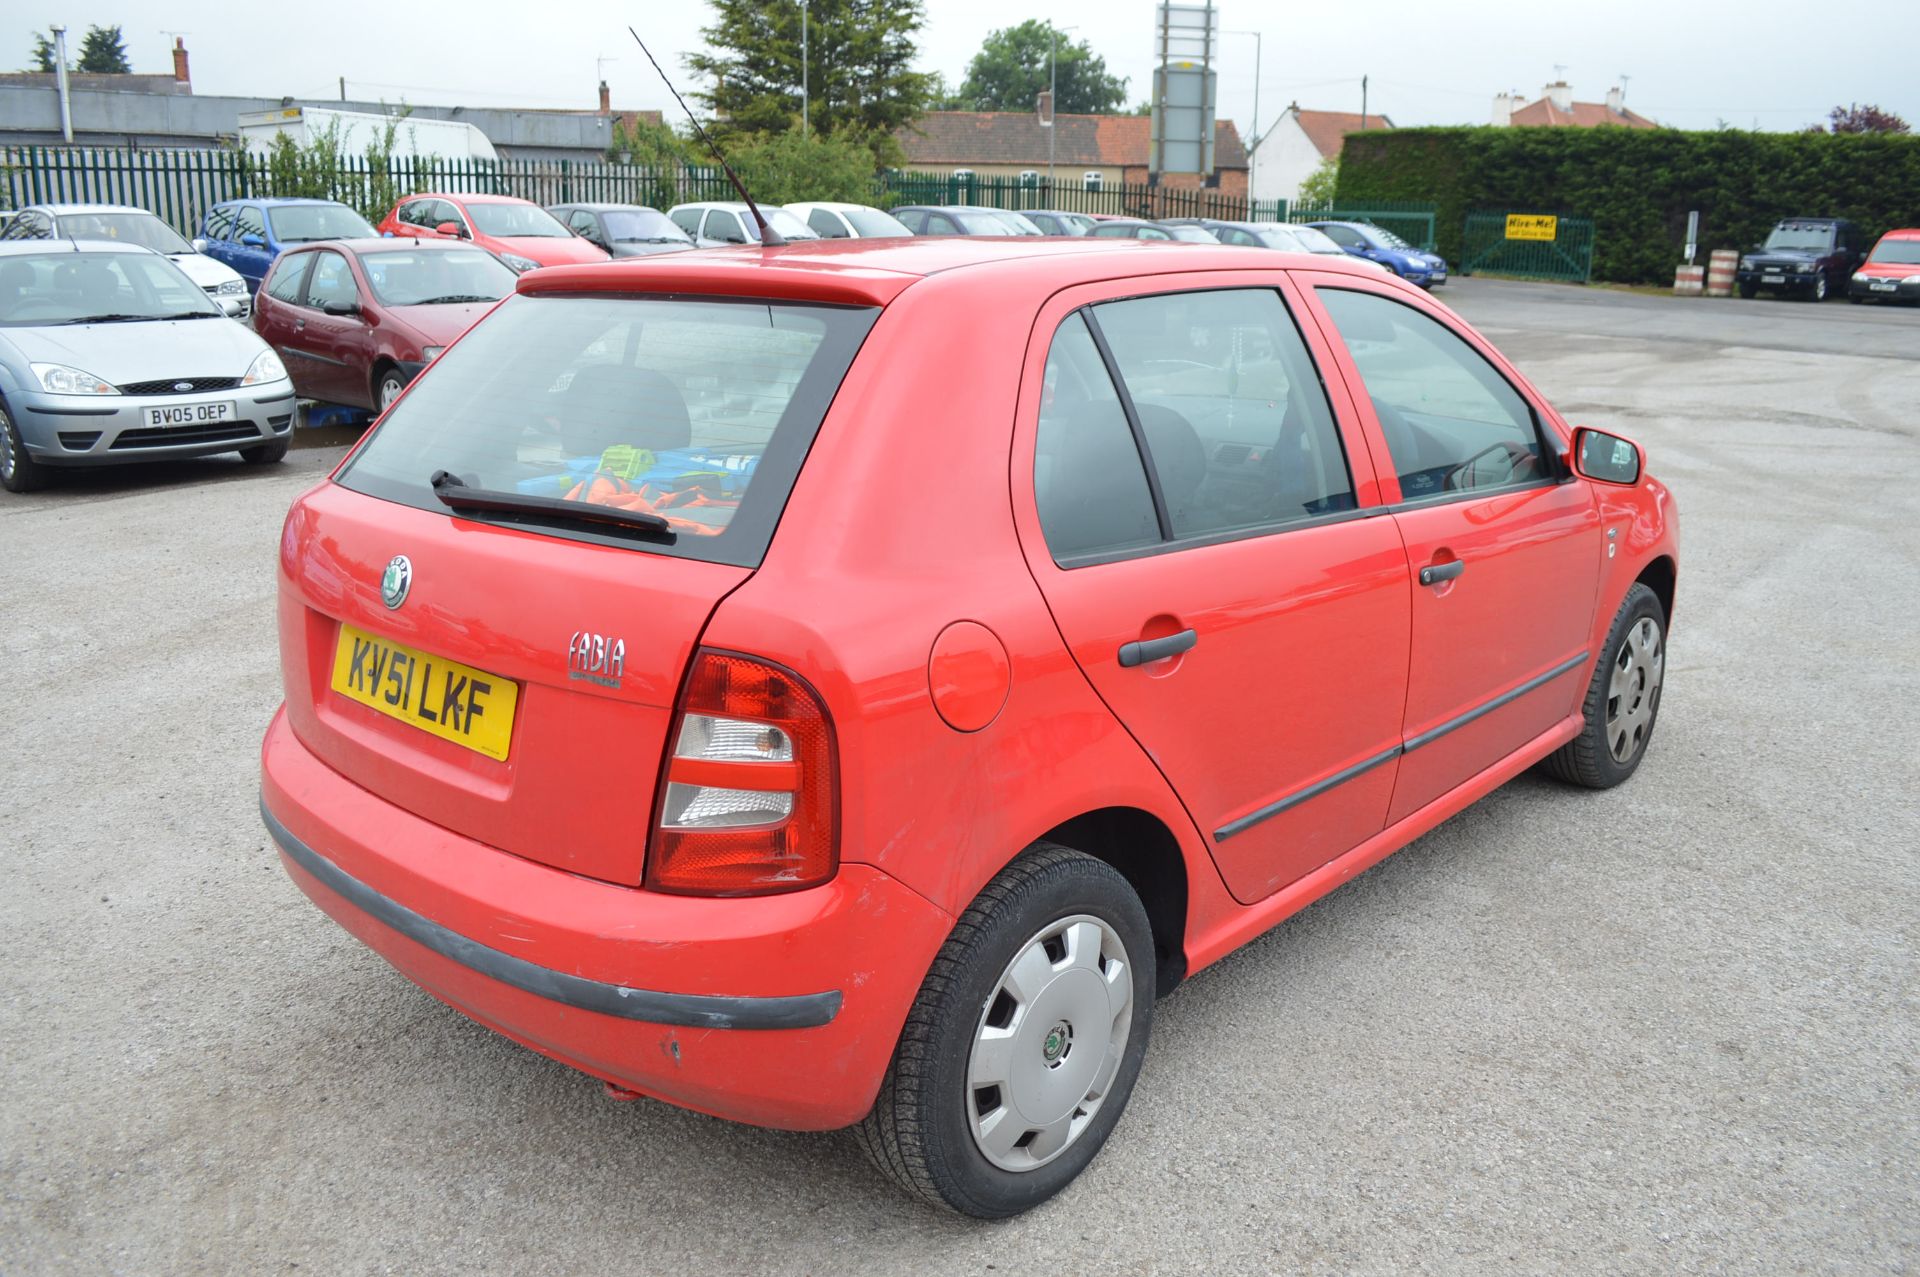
1013, 276, 1412, 905
1304, 279, 1601, 822
292, 249, 372, 408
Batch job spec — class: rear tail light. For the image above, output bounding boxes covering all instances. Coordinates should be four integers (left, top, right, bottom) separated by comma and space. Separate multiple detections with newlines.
647, 650, 838, 895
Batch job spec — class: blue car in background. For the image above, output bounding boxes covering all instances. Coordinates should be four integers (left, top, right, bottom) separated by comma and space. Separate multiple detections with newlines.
1308, 220, 1449, 288
195, 198, 377, 294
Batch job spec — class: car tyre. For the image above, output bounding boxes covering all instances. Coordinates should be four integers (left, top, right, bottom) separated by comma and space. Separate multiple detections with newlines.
376, 367, 408, 411
0, 400, 49, 493
240, 438, 289, 465
1737, 282, 1756, 300
1810, 275, 1828, 302
855, 842, 1155, 1219
1540, 582, 1666, 789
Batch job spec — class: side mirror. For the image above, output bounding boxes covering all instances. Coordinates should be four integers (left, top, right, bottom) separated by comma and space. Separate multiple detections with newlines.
240, 233, 266, 248
1571, 427, 1642, 485
191, 237, 211, 253
321, 299, 361, 317
435, 221, 468, 239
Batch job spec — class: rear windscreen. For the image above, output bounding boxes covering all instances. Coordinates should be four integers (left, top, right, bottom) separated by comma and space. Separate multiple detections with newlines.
336, 293, 878, 567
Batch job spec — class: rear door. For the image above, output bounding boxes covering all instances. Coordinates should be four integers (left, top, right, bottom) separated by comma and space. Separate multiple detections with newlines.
199, 205, 239, 274
1013, 273, 1411, 904
1303, 277, 1600, 822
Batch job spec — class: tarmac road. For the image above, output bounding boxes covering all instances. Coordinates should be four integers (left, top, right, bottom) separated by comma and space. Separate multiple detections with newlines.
2, 279, 1915, 1274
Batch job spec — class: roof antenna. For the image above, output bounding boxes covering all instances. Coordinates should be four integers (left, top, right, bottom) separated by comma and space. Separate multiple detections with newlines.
627, 25, 784, 247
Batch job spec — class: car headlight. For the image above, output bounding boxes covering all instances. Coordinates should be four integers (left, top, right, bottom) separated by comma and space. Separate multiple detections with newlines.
31, 362, 120, 395
422, 346, 446, 361
1796, 263, 1815, 273
1739, 257, 1754, 270
242, 349, 288, 385
1907, 273, 1920, 284
217, 279, 247, 296
500, 253, 541, 273
1853, 272, 1866, 282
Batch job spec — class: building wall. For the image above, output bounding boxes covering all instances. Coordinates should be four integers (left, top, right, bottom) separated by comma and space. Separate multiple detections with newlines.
1250, 112, 1331, 205
1124, 167, 1249, 196
914, 161, 1130, 186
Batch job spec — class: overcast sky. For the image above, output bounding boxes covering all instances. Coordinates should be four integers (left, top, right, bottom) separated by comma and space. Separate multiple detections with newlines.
15, 0, 1915, 138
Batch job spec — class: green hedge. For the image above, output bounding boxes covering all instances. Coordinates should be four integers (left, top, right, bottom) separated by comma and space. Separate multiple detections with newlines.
1336, 127, 1920, 285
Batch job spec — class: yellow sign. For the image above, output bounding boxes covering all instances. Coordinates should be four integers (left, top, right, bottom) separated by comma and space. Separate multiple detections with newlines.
1506, 214, 1559, 241
330, 624, 519, 761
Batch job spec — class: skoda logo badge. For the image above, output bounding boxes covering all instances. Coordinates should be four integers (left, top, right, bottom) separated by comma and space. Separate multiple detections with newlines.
380, 555, 412, 609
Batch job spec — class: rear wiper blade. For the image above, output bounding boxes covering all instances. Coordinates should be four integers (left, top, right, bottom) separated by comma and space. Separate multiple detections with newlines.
429, 470, 674, 540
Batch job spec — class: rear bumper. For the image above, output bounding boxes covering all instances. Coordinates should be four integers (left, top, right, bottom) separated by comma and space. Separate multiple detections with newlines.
259, 707, 951, 1130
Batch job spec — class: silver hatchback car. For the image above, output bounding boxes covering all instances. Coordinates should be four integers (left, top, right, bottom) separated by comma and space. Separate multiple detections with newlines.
0, 240, 296, 492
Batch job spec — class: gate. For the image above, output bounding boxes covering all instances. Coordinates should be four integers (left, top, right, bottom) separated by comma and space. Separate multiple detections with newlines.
1460, 211, 1596, 283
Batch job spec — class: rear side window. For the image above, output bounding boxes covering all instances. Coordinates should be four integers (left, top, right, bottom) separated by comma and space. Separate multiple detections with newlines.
670, 207, 702, 235
807, 209, 849, 238
337, 295, 878, 567
1315, 288, 1546, 500
203, 205, 236, 240
1034, 314, 1162, 558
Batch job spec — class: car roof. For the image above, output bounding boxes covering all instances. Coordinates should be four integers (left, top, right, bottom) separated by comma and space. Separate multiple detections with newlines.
673, 201, 751, 212
19, 203, 159, 216
1025, 209, 1093, 217
287, 236, 486, 255
786, 201, 883, 213
516, 236, 1387, 309
1879, 227, 1920, 239
409, 192, 532, 206
0, 237, 156, 257
550, 202, 658, 212
213, 197, 352, 208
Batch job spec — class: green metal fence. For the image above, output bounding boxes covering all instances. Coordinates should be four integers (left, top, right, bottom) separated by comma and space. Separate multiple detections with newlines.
2, 145, 738, 235
1282, 201, 1440, 252
1459, 211, 1596, 282
876, 170, 1291, 223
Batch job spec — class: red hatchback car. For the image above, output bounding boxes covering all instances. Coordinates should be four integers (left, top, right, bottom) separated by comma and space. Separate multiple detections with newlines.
253, 238, 518, 412
376, 192, 611, 273
260, 238, 1679, 1217
1848, 227, 1920, 304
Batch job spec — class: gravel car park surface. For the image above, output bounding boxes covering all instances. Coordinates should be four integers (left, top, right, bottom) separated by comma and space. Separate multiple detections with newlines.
2, 278, 1915, 1274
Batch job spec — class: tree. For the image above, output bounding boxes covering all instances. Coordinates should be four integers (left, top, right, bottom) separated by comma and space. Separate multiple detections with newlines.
607, 115, 697, 209
686, 0, 938, 139
954, 21, 1128, 115
27, 31, 61, 72
726, 127, 885, 204
1822, 103, 1910, 135
1297, 154, 1339, 204
76, 24, 130, 74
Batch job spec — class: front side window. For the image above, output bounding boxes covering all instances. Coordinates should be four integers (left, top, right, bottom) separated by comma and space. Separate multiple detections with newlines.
336, 295, 878, 566
264, 252, 312, 303
203, 205, 236, 240
893, 209, 927, 233
669, 207, 702, 236
304, 251, 360, 311
703, 210, 747, 244
1316, 288, 1547, 500
808, 208, 850, 238
234, 206, 267, 241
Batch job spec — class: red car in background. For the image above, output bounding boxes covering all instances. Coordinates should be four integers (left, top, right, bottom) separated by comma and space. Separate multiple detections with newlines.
261, 237, 1679, 1218
1848, 228, 1920, 304
376, 193, 610, 273
252, 238, 516, 412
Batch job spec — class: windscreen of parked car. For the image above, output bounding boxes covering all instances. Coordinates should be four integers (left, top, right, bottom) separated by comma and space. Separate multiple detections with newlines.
466, 203, 574, 238
599, 209, 691, 244
53, 212, 193, 255
336, 294, 878, 565
1358, 224, 1412, 250
1866, 239, 1920, 265
953, 210, 1018, 235
268, 204, 378, 243
1281, 225, 1347, 254
0, 250, 221, 325
1764, 223, 1835, 252
1164, 225, 1217, 243
841, 207, 912, 237
360, 249, 516, 306
996, 212, 1045, 235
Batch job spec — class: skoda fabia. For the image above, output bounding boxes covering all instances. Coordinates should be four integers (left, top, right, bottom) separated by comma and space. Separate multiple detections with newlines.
261, 234, 1678, 1217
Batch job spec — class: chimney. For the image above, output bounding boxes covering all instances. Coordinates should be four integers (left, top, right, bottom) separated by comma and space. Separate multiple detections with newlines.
1605, 84, 1624, 116
598, 80, 611, 116
172, 37, 191, 87
1545, 80, 1572, 114
1492, 91, 1513, 126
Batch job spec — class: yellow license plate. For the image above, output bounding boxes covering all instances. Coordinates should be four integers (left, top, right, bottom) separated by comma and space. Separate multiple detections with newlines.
329, 623, 519, 761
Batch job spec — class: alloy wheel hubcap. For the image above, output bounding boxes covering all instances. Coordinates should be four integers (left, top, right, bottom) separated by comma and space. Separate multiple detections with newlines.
0, 416, 15, 481
1605, 617, 1664, 763
381, 378, 403, 408
967, 914, 1133, 1172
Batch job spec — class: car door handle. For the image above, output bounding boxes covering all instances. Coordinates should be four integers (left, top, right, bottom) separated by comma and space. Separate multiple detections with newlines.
1118, 628, 1197, 668
1419, 560, 1466, 586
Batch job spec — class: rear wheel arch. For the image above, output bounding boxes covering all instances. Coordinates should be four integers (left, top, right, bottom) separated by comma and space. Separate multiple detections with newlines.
1025, 807, 1191, 997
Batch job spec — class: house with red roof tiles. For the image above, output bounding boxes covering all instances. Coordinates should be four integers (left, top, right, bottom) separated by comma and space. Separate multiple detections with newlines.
1250, 104, 1393, 205
1493, 82, 1658, 129
895, 111, 1248, 195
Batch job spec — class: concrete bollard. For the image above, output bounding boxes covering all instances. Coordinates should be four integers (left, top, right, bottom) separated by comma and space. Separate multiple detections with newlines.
1674, 264, 1706, 296
1706, 249, 1738, 297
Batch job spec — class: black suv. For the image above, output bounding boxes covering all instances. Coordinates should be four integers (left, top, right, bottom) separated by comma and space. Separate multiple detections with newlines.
1736, 218, 1867, 302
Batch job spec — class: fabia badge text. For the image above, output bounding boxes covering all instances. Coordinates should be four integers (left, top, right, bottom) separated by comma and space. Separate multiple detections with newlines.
569, 631, 625, 688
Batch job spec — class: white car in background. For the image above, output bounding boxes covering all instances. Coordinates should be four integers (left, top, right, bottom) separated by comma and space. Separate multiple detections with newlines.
0, 202, 253, 318
666, 202, 820, 248
784, 202, 913, 240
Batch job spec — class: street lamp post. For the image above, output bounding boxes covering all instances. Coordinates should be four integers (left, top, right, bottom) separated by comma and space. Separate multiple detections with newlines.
1225, 27, 1262, 207
801, 0, 809, 137
1047, 23, 1078, 192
